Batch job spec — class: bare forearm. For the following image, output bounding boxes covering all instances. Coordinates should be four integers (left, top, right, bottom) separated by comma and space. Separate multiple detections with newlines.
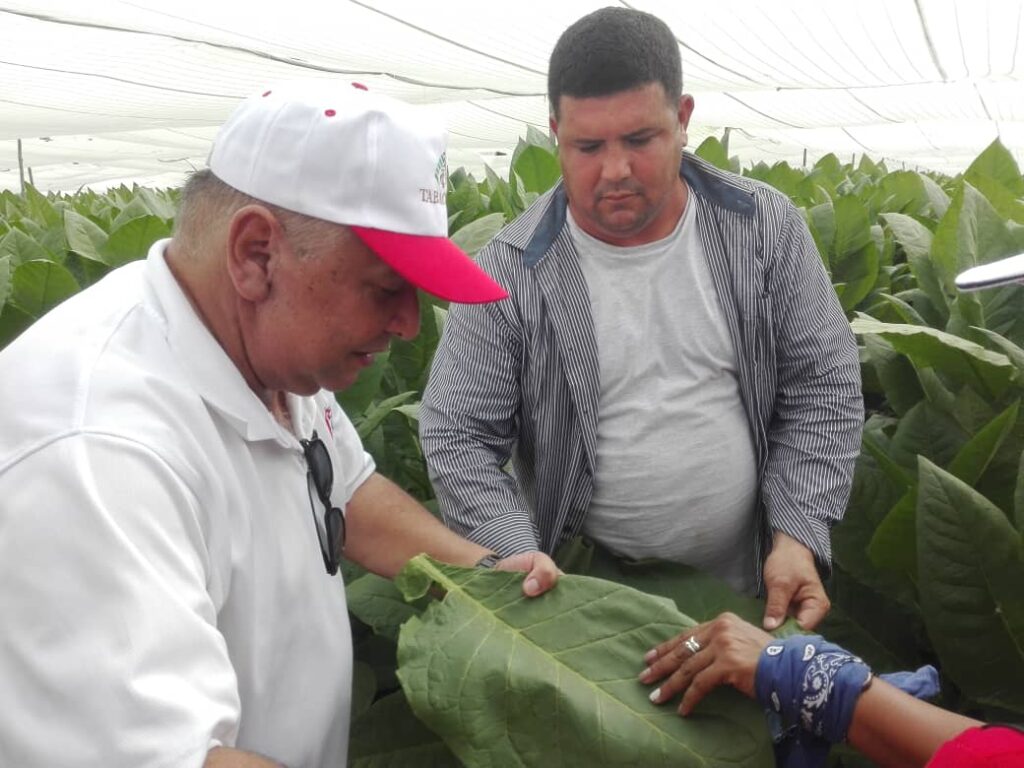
846, 679, 980, 768
343, 473, 490, 577
204, 746, 286, 768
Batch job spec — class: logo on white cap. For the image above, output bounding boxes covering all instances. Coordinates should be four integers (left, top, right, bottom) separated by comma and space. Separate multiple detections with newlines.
421, 151, 448, 206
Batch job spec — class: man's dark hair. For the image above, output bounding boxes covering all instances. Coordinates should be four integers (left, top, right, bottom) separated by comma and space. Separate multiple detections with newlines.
548, 7, 682, 118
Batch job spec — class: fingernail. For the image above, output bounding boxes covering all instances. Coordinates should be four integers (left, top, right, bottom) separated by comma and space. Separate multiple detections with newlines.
644, 648, 658, 662
764, 617, 779, 630
638, 667, 650, 681
524, 578, 539, 595
649, 687, 661, 703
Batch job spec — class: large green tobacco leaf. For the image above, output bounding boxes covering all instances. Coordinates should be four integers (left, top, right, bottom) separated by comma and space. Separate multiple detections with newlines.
447, 170, 487, 233
886, 400, 968, 471
964, 139, 1024, 199
973, 327, 1024, 378
0, 227, 48, 268
524, 125, 557, 153
584, 552, 765, 627
9, 259, 80, 319
395, 556, 772, 768
747, 162, 808, 201
945, 400, 1019, 483
916, 459, 1024, 714
851, 316, 1016, 399
831, 196, 880, 311
347, 572, 428, 641
110, 196, 164, 230
18, 214, 67, 260
102, 215, 171, 267
349, 691, 459, 767
695, 136, 731, 172
968, 174, 1024, 223
868, 400, 1019, 578
22, 183, 62, 230
973, 285, 1024, 348
862, 334, 923, 416
63, 209, 109, 264
879, 212, 941, 310
484, 166, 514, 218
512, 145, 561, 195
873, 293, 927, 327
932, 182, 1021, 298
804, 202, 835, 273
834, 455, 905, 587
133, 187, 178, 222
874, 171, 938, 218
450, 212, 505, 257
920, 175, 951, 220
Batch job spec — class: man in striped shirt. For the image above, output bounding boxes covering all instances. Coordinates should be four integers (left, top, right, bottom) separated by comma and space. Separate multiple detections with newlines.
421, 7, 863, 631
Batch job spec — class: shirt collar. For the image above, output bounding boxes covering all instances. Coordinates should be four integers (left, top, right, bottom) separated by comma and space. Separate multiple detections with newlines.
143, 239, 296, 445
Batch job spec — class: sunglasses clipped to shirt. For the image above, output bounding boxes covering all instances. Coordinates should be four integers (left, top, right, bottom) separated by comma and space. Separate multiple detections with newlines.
300, 430, 346, 576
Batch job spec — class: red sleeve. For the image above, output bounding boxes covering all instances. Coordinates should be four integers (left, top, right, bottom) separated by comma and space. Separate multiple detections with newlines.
927, 725, 1024, 767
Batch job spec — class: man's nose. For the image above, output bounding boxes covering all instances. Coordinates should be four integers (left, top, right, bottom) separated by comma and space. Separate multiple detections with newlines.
601, 145, 631, 182
388, 287, 421, 340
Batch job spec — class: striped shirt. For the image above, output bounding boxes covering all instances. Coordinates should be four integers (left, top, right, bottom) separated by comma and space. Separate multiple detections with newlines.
420, 153, 863, 589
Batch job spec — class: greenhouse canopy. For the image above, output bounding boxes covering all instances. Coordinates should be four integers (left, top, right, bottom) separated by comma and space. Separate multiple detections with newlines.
1, 0, 1022, 192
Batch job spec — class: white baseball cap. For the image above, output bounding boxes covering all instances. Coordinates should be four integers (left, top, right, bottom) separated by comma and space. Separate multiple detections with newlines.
955, 252, 1024, 292
208, 80, 507, 303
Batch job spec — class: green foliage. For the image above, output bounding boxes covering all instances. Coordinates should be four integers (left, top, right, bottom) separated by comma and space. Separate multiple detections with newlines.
0, 183, 179, 348
694, 134, 739, 173
842, 137, 1024, 724
393, 556, 772, 768
6, 135, 1024, 764
8, 260, 80, 319
916, 460, 1024, 712
349, 691, 457, 767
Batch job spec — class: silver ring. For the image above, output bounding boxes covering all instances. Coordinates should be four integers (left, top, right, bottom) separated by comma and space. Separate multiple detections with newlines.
684, 636, 702, 654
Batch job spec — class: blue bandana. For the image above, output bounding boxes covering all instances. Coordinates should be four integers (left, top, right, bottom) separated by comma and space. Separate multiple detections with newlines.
755, 636, 940, 768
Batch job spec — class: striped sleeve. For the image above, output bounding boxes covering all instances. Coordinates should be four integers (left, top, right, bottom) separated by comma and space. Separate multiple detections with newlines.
759, 197, 864, 567
419, 245, 542, 555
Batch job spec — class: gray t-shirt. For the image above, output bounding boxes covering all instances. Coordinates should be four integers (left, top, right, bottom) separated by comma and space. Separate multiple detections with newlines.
573, 199, 758, 594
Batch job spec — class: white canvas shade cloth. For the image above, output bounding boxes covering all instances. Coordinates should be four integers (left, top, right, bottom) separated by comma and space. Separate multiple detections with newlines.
1, 0, 1022, 193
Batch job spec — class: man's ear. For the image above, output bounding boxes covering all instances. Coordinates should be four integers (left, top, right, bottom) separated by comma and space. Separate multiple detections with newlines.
677, 95, 695, 149
225, 205, 285, 302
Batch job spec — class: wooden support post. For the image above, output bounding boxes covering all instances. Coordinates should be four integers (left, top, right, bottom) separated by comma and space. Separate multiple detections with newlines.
17, 138, 26, 194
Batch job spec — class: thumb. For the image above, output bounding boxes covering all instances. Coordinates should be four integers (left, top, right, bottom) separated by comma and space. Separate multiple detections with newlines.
521, 555, 558, 598
793, 591, 829, 631
762, 583, 793, 631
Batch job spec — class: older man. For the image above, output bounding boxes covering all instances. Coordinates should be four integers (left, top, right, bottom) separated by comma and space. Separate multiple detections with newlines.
421, 8, 862, 631
0, 82, 557, 768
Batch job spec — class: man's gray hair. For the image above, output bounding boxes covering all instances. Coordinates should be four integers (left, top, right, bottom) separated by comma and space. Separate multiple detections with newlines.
174, 168, 347, 258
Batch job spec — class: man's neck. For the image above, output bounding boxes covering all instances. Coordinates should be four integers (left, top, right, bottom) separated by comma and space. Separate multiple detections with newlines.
165, 239, 268, 405
268, 390, 294, 433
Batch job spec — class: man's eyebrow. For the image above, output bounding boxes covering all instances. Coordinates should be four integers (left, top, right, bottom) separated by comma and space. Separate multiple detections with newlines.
623, 127, 657, 139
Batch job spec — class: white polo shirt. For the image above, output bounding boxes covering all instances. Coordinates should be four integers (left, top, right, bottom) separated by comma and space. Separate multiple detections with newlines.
0, 240, 374, 767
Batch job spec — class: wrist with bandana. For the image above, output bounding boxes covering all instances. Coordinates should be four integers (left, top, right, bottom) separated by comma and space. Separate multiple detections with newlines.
756, 635, 872, 743
754, 635, 941, 768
